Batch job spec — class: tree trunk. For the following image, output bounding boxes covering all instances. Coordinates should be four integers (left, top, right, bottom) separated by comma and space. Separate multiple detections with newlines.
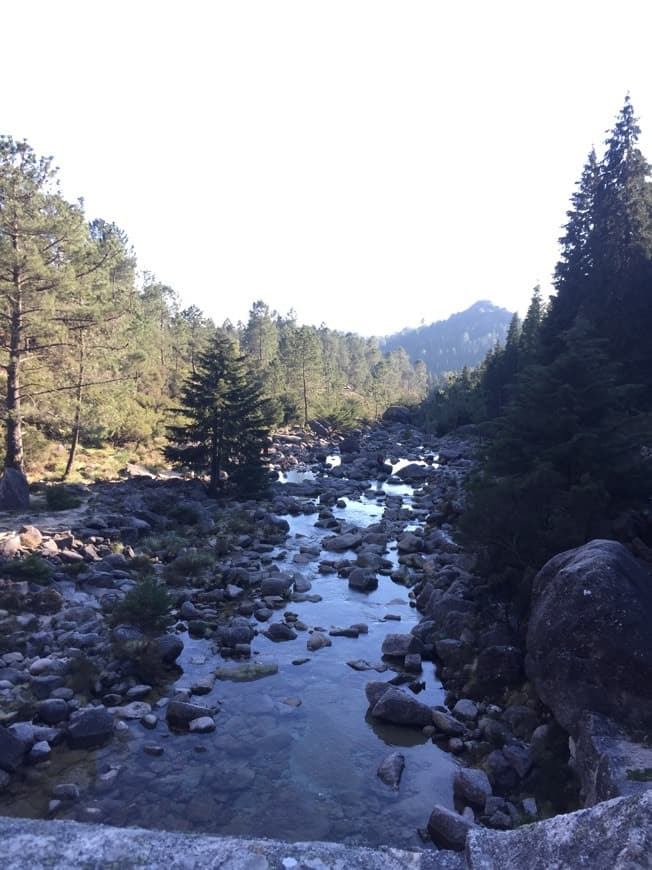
5, 256, 25, 472
63, 335, 85, 480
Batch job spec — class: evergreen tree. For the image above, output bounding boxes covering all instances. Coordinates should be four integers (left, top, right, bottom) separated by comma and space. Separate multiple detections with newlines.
165, 333, 274, 496
0, 136, 87, 470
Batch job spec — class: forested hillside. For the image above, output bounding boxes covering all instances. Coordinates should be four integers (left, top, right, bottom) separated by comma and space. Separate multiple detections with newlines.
420, 97, 652, 608
381, 300, 512, 379
0, 137, 428, 480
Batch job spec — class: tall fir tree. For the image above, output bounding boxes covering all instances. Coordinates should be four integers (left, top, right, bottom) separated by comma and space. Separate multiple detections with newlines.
165, 333, 275, 496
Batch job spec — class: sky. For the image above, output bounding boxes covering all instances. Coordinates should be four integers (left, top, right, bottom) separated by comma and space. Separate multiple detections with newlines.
3, 1, 652, 337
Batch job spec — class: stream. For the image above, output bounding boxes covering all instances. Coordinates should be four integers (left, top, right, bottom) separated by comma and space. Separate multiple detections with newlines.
0, 448, 460, 849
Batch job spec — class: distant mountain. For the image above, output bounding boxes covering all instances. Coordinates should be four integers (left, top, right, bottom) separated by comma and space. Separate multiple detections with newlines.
381, 300, 513, 379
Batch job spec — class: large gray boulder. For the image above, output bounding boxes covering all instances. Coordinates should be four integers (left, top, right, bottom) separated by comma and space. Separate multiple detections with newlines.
526, 539, 652, 736
466, 791, 652, 870
0, 468, 30, 510
370, 686, 434, 727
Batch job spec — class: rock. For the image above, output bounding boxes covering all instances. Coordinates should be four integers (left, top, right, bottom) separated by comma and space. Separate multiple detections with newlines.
453, 699, 479, 721
110, 702, 152, 720
453, 768, 493, 808
215, 618, 255, 648
166, 700, 214, 729
151, 634, 184, 665
526, 540, 652, 736
427, 803, 476, 851
0, 468, 30, 510
19, 525, 42, 548
67, 708, 114, 749
432, 709, 465, 737
487, 749, 520, 795
263, 622, 297, 642
214, 662, 278, 681
394, 463, 431, 483
36, 699, 70, 725
381, 633, 423, 658
323, 532, 363, 552
365, 680, 396, 708
371, 686, 434, 727
52, 783, 80, 801
30, 675, 65, 699
348, 568, 378, 592
188, 716, 216, 733
339, 436, 360, 454
0, 726, 28, 772
307, 632, 332, 652
397, 532, 424, 553
475, 645, 524, 688
27, 740, 51, 764
377, 752, 405, 790
260, 575, 294, 597
466, 791, 652, 870
573, 711, 652, 806
125, 685, 152, 701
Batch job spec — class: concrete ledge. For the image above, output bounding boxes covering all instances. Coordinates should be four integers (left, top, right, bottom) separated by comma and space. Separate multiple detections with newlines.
0, 816, 465, 870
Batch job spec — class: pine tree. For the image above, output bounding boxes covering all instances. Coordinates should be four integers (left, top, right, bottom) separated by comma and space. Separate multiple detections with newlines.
165, 333, 275, 496
0, 137, 87, 471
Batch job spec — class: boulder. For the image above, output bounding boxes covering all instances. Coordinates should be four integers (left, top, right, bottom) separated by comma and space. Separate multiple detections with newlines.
573, 711, 652, 807
381, 633, 423, 658
67, 707, 114, 749
453, 767, 493, 808
427, 803, 476, 851
377, 752, 405, 790
0, 468, 30, 510
0, 726, 28, 772
348, 568, 378, 592
323, 532, 363, 552
151, 634, 184, 665
370, 686, 433, 727
166, 699, 214, 729
526, 540, 652, 736
466, 791, 652, 870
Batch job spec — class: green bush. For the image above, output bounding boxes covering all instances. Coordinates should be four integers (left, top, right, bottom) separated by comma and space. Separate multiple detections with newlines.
45, 485, 82, 511
3, 554, 53, 584
163, 550, 215, 584
113, 577, 173, 632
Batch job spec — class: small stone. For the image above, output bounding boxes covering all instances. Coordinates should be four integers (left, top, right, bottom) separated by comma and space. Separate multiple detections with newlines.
142, 714, 158, 730
307, 632, 332, 651
143, 744, 164, 756
188, 716, 216, 733
52, 783, 80, 801
427, 803, 476, 851
27, 740, 51, 764
126, 685, 152, 700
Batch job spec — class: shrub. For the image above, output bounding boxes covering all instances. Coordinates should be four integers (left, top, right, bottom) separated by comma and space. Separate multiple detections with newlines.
163, 550, 215, 584
3, 554, 53, 584
45, 485, 82, 511
112, 577, 173, 632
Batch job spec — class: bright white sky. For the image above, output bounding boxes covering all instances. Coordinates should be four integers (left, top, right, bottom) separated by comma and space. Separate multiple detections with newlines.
2, 1, 652, 336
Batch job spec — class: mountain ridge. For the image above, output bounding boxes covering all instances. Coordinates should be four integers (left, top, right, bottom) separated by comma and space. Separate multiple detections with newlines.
380, 299, 513, 379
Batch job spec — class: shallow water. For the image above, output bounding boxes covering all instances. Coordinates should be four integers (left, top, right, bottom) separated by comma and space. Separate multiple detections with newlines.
0, 473, 458, 848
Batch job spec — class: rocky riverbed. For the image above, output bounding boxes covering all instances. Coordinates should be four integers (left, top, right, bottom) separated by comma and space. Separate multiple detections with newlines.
0, 421, 579, 851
